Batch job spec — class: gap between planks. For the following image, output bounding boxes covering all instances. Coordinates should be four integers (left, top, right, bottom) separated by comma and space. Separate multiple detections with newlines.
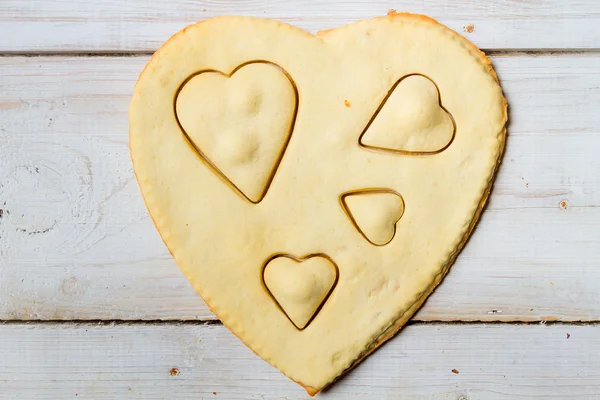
2, 49, 600, 57
1, 320, 599, 326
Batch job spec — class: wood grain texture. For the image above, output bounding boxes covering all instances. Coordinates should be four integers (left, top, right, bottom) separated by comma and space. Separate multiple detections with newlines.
0, 322, 599, 399
1, 0, 599, 52
1, 54, 599, 322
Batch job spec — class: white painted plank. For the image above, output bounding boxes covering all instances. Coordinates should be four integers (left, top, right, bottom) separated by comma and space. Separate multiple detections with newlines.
0, 323, 598, 399
1, 55, 600, 321
1, 0, 600, 52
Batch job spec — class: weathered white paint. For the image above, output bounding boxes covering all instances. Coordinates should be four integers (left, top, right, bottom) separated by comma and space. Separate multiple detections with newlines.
0, 323, 598, 399
1, 0, 599, 52
2, 1, 598, 398
1, 55, 599, 321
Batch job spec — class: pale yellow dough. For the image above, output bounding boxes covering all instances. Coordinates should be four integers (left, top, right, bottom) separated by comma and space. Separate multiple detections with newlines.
130, 13, 507, 395
263, 255, 338, 330
175, 62, 297, 202
361, 74, 455, 153
342, 190, 405, 246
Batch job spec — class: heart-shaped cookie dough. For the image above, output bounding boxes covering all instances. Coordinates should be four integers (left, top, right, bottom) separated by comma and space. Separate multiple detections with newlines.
130, 12, 507, 395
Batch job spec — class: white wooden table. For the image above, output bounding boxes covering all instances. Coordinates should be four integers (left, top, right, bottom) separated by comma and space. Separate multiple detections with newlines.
1, 1, 600, 398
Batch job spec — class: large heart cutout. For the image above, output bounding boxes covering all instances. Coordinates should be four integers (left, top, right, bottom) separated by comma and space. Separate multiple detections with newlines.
174, 61, 298, 203
130, 12, 507, 396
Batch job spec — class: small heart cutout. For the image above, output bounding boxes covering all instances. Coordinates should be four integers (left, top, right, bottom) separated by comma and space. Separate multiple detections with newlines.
360, 74, 455, 154
341, 189, 405, 246
174, 61, 298, 203
263, 254, 338, 330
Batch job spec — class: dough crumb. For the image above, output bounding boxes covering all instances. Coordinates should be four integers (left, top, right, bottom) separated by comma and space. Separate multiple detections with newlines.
464, 24, 474, 33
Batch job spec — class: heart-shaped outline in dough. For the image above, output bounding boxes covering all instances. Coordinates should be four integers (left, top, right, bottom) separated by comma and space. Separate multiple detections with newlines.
340, 188, 406, 246
173, 60, 299, 204
359, 73, 457, 155
261, 253, 340, 331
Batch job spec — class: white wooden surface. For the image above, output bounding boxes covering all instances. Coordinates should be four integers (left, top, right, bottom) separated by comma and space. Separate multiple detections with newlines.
1, 54, 600, 321
2, 0, 600, 397
2, 0, 600, 51
1, 323, 599, 399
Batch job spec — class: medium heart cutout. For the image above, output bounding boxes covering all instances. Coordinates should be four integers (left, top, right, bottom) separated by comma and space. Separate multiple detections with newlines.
130, 13, 507, 396
263, 254, 339, 330
174, 61, 298, 203
360, 74, 456, 154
